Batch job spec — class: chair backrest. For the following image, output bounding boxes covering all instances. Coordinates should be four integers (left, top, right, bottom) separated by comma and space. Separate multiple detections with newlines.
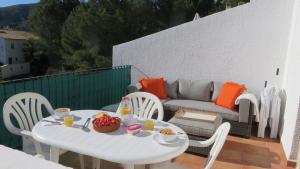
3, 92, 54, 135
118, 92, 164, 120
205, 122, 231, 169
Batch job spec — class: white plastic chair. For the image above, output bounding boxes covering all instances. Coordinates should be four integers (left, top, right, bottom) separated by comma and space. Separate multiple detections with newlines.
3, 92, 85, 169
92, 92, 165, 169
150, 122, 231, 169
117, 92, 164, 120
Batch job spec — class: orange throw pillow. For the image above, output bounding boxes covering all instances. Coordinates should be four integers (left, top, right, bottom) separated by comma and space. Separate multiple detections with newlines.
215, 82, 246, 110
140, 78, 167, 99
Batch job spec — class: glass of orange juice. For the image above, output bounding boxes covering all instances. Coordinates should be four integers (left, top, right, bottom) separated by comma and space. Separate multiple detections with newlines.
145, 119, 155, 130
120, 107, 130, 116
64, 115, 74, 127
120, 97, 131, 118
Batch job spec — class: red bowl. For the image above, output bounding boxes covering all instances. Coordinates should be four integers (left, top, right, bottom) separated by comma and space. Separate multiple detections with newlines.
93, 121, 120, 133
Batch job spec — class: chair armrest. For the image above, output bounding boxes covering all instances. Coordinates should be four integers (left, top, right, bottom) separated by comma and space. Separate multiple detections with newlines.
238, 99, 251, 123
20, 130, 33, 138
189, 133, 217, 148
127, 83, 142, 94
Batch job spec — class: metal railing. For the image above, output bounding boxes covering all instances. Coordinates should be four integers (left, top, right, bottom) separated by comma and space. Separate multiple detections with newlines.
0, 65, 131, 149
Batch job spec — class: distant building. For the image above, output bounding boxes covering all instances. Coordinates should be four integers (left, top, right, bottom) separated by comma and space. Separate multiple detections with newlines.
0, 30, 36, 79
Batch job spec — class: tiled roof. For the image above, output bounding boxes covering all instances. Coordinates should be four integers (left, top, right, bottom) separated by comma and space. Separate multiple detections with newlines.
0, 30, 37, 40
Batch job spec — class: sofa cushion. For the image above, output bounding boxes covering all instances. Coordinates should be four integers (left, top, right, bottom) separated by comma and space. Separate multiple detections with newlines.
140, 78, 167, 99
212, 81, 223, 101
215, 82, 246, 110
166, 80, 178, 99
178, 79, 212, 101
163, 99, 239, 121
127, 83, 142, 93
160, 99, 170, 104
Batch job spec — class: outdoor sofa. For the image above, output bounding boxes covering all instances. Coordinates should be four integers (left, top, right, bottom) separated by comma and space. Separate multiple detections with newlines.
102, 79, 254, 138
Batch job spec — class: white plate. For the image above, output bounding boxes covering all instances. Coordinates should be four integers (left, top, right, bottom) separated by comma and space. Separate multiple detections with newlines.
51, 114, 64, 120
153, 133, 179, 145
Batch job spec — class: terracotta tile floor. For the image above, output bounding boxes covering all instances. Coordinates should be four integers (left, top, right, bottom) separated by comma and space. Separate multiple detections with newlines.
60, 134, 295, 169
173, 135, 295, 169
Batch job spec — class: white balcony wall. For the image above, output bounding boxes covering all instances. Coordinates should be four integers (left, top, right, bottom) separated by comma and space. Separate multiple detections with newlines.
113, 0, 294, 96
281, 0, 300, 161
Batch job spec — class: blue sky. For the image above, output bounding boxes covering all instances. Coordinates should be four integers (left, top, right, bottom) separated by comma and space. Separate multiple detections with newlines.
0, 0, 39, 7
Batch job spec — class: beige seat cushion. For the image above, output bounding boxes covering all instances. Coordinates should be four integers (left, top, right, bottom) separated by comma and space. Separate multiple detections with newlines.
163, 99, 239, 121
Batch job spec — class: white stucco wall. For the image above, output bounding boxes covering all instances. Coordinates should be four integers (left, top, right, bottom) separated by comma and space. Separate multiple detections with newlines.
113, 0, 294, 96
5, 39, 26, 64
0, 38, 5, 64
281, 0, 300, 161
0, 63, 30, 79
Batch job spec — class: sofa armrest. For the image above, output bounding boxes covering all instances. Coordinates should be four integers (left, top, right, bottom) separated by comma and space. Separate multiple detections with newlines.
127, 83, 142, 94
238, 99, 251, 123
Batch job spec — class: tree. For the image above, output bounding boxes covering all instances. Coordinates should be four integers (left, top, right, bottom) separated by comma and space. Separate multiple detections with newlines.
171, 0, 216, 20
23, 39, 49, 76
29, 0, 80, 67
220, 0, 249, 7
61, 0, 169, 70
61, 2, 112, 70
171, 0, 249, 21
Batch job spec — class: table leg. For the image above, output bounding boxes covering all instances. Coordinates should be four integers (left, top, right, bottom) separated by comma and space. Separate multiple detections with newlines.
135, 165, 146, 169
50, 146, 60, 163
124, 164, 134, 169
92, 158, 101, 169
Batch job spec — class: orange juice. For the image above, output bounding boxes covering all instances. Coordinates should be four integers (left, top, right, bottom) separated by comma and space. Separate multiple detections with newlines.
120, 107, 130, 116
120, 96, 131, 117
64, 115, 74, 127
145, 119, 155, 130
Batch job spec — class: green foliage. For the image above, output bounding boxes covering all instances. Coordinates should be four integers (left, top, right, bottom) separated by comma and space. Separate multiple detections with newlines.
172, 0, 249, 19
61, 0, 170, 70
172, 0, 217, 19
29, 0, 80, 67
30, 0, 79, 46
23, 39, 49, 76
217, 0, 250, 8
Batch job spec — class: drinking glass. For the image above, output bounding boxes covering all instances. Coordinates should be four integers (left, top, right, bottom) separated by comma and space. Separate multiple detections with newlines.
145, 119, 155, 130
120, 97, 131, 119
64, 115, 74, 127
120, 106, 130, 116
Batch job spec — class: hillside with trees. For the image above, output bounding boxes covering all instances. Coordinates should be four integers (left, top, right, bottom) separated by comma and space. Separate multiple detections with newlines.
0, 4, 36, 30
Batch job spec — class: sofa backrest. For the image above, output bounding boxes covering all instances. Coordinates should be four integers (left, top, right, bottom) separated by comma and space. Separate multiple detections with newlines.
177, 79, 213, 102
130, 80, 247, 104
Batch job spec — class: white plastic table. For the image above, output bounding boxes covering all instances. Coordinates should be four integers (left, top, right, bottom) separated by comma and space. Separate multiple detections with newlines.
32, 110, 189, 169
0, 145, 72, 169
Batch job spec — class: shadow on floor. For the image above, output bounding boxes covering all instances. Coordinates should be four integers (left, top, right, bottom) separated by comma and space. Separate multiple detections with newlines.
60, 152, 147, 169
216, 139, 281, 168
